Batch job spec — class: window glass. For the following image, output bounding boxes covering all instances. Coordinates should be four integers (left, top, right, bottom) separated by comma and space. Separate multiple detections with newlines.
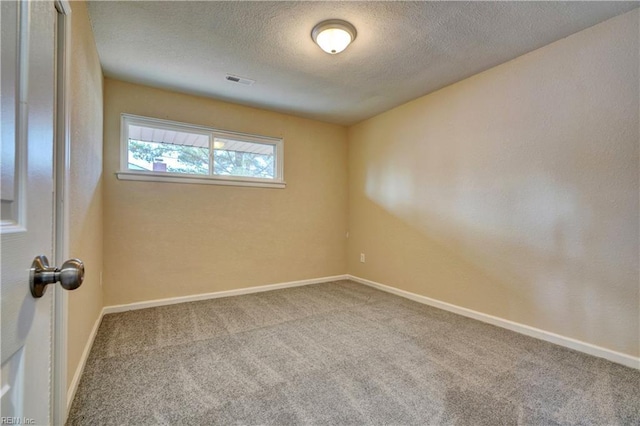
128, 139, 210, 175
213, 138, 275, 179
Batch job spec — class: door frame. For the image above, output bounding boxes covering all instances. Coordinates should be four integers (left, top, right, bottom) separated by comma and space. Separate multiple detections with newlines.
53, 1, 71, 424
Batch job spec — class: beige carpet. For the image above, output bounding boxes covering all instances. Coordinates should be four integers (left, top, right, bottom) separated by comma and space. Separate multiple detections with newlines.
67, 280, 639, 425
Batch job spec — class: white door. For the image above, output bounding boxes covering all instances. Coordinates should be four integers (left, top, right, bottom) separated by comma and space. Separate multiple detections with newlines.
1, 1, 70, 424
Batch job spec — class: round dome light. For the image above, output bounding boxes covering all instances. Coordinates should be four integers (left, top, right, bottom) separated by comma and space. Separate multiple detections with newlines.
311, 20, 357, 55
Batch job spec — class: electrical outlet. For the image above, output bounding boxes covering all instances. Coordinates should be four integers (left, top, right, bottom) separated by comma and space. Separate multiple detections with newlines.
360, 253, 365, 263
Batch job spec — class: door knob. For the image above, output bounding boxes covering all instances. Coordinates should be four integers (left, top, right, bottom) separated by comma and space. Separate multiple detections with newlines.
29, 255, 84, 298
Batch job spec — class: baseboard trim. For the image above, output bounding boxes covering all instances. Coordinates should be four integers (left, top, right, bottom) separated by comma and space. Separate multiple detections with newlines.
348, 274, 639, 370
67, 307, 105, 413
102, 275, 349, 314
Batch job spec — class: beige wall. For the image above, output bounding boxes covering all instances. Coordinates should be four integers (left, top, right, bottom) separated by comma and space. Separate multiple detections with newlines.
347, 10, 639, 357
103, 79, 348, 306
67, 1, 104, 388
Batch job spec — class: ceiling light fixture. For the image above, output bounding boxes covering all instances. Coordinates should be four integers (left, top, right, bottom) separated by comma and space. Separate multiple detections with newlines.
311, 19, 357, 55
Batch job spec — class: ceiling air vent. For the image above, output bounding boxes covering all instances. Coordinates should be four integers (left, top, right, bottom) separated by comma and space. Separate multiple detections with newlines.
225, 74, 255, 86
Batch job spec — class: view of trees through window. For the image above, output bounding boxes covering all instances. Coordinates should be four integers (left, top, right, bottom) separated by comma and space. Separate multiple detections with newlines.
128, 139, 275, 178
128, 140, 209, 174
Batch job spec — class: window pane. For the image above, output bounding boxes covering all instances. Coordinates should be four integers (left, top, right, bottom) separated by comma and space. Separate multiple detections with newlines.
121, 116, 283, 186
213, 138, 275, 179
128, 139, 210, 175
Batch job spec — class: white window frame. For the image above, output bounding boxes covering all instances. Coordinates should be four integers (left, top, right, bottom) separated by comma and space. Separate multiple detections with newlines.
116, 114, 285, 188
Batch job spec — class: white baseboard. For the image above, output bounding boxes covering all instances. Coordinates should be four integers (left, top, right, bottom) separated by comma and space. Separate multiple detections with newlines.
103, 275, 349, 314
67, 308, 105, 413
348, 274, 639, 370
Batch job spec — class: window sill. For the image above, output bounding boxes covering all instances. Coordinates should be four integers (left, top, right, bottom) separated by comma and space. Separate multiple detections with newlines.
116, 171, 286, 189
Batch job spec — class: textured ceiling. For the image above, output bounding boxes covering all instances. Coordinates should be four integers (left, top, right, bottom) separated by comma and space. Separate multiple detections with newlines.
87, 1, 638, 125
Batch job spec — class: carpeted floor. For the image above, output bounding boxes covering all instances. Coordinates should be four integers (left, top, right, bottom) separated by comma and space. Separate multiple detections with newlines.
67, 280, 639, 425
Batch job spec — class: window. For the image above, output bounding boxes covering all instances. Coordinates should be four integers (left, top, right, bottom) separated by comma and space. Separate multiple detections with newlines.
117, 114, 285, 188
